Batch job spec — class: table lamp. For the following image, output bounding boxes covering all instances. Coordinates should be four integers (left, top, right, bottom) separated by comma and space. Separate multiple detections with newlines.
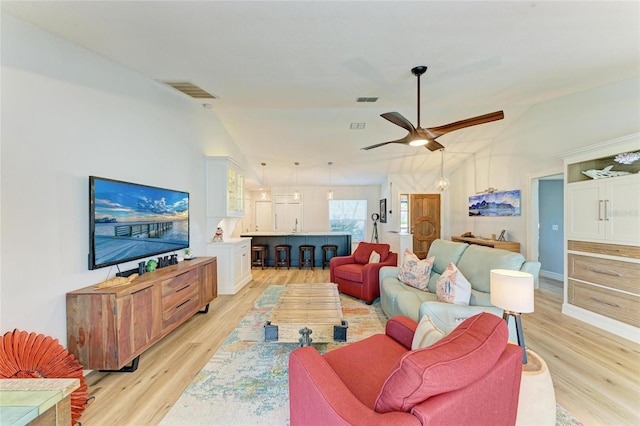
490, 269, 534, 364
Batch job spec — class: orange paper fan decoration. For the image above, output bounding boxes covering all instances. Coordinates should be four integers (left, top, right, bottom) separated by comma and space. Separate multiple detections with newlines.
0, 329, 89, 425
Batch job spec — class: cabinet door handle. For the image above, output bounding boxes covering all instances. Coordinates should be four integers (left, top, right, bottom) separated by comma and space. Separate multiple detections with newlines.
587, 267, 621, 277
176, 299, 191, 309
604, 199, 610, 221
176, 284, 191, 293
598, 200, 603, 221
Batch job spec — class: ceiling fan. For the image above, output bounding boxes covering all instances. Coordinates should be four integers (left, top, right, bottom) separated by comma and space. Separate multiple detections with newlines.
362, 66, 504, 151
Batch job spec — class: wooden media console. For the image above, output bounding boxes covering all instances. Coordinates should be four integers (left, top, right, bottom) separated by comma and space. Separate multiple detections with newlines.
66, 257, 217, 372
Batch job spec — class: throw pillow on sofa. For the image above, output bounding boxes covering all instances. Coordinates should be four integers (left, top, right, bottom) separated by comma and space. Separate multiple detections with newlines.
411, 315, 446, 349
369, 250, 381, 263
436, 262, 472, 305
397, 249, 434, 292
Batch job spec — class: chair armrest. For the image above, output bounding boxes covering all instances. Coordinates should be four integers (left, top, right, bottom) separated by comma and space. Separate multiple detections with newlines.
362, 252, 399, 280
385, 316, 418, 349
330, 255, 356, 282
289, 346, 420, 426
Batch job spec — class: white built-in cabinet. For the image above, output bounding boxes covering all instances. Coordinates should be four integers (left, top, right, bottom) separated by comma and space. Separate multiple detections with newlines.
561, 133, 640, 343
206, 239, 251, 294
206, 156, 245, 218
567, 174, 640, 243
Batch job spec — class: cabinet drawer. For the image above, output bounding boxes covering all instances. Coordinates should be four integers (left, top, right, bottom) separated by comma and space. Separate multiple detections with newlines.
568, 279, 640, 327
567, 254, 640, 295
568, 240, 640, 259
162, 269, 198, 299
161, 270, 200, 323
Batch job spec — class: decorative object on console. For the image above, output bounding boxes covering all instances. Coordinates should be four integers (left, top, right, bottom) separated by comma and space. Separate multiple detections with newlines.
434, 148, 450, 191
468, 189, 521, 216
490, 269, 534, 363
146, 258, 157, 272
0, 329, 90, 425
212, 227, 224, 242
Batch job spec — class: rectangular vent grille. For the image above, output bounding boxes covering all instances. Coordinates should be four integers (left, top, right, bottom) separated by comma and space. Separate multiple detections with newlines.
357, 97, 378, 103
350, 123, 366, 129
161, 81, 218, 99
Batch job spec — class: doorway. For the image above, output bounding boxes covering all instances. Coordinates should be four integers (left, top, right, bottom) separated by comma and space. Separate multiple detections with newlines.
410, 194, 441, 259
255, 200, 273, 232
528, 169, 564, 289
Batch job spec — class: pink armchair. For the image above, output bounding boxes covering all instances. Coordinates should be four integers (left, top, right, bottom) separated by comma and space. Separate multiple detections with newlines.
289, 313, 523, 426
330, 242, 398, 304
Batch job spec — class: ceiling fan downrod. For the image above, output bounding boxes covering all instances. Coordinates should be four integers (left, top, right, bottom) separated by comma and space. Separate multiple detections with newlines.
412, 66, 427, 128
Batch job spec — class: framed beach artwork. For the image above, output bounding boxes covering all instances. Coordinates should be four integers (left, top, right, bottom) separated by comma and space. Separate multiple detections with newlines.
468, 190, 521, 217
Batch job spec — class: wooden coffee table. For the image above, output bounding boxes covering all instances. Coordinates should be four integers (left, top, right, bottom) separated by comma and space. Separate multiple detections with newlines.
265, 283, 347, 346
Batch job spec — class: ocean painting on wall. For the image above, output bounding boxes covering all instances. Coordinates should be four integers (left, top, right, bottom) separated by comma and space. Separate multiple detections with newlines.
468, 190, 521, 217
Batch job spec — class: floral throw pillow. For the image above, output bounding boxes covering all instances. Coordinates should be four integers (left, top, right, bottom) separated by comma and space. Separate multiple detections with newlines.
397, 249, 435, 292
436, 262, 472, 305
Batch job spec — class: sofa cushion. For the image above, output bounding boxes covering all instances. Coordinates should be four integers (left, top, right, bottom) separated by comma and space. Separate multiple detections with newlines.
334, 263, 364, 282
397, 249, 434, 292
456, 245, 525, 293
411, 314, 446, 349
436, 262, 472, 305
426, 239, 469, 275
323, 333, 409, 409
374, 312, 508, 413
353, 242, 390, 264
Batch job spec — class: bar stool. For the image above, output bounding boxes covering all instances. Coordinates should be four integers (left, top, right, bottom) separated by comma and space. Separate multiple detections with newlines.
299, 245, 315, 270
322, 244, 338, 270
275, 245, 291, 270
251, 245, 268, 269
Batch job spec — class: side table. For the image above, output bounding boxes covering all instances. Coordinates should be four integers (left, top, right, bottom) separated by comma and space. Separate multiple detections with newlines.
516, 349, 556, 426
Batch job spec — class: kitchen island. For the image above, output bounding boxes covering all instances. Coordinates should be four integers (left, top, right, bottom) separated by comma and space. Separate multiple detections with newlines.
240, 232, 352, 268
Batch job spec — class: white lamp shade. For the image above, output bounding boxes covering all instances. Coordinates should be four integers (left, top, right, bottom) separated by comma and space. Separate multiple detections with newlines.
490, 269, 534, 313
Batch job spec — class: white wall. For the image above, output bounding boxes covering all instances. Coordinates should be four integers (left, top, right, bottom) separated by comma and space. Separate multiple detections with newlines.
0, 14, 239, 344
447, 77, 640, 259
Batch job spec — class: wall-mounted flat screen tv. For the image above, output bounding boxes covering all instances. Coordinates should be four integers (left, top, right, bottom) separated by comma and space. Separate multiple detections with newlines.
89, 176, 190, 270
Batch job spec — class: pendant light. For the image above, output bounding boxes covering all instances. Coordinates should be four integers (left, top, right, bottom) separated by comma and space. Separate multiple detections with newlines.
327, 161, 334, 200
293, 162, 300, 200
260, 162, 267, 200
435, 148, 450, 191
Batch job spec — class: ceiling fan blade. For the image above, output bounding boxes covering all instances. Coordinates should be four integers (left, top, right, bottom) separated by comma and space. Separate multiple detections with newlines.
361, 134, 412, 150
381, 112, 417, 134
425, 140, 445, 152
427, 110, 505, 137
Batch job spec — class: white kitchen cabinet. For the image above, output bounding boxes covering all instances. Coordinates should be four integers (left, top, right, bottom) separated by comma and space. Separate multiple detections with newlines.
206, 156, 245, 218
567, 174, 640, 243
274, 194, 302, 232
206, 238, 251, 294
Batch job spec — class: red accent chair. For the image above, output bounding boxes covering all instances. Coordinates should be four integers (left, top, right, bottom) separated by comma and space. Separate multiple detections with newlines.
330, 242, 398, 304
289, 313, 523, 426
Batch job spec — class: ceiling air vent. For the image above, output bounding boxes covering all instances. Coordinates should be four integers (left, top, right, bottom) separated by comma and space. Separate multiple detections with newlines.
160, 81, 218, 99
357, 97, 378, 103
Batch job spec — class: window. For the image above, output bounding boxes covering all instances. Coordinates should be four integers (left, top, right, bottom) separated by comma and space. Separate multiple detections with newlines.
400, 194, 409, 233
329, 200, 367, 242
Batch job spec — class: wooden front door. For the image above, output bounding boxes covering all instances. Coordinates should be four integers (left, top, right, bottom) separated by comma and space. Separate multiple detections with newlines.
410, 194, 441, 259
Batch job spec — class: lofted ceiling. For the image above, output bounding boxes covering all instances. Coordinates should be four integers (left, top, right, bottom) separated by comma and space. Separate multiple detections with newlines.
2, 1, 639, 189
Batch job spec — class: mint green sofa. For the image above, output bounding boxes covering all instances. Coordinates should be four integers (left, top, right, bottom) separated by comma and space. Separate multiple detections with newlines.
380, 239, 541, 341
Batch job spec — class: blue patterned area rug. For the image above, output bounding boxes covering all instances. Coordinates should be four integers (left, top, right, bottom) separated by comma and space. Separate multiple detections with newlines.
161, 285, 582, 426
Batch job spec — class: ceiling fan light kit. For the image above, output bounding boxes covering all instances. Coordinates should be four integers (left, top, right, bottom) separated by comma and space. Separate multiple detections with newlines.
362, 65, 504, 152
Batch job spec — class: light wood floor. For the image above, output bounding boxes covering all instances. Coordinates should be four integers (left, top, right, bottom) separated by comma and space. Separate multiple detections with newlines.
80, 270, 640, 425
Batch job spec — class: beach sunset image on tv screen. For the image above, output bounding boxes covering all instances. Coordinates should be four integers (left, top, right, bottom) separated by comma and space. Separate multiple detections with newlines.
90, 177, 189, 269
